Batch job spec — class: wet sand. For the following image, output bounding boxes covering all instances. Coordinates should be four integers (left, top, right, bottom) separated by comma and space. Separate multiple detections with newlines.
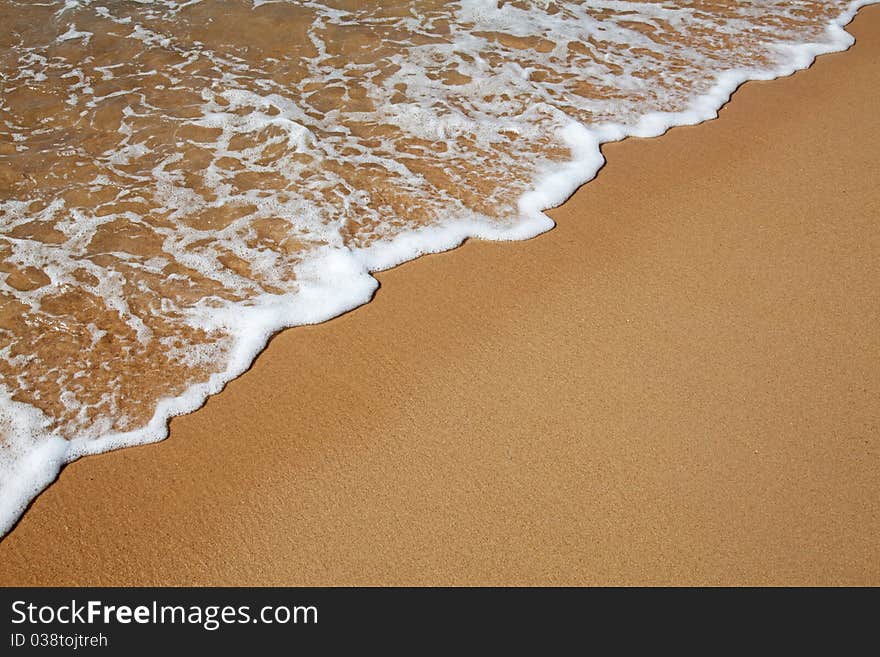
0, 6, 877, 586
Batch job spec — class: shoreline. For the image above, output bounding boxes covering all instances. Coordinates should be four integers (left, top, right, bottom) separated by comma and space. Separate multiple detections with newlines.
3, 5, 870, 539
1, 6, 878, 585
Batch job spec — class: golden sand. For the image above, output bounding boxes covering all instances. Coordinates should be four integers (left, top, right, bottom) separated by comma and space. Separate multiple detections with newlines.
0, 6, 877, 586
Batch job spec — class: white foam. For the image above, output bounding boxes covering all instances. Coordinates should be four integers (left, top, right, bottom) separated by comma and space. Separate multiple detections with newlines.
57, 25, 93, 44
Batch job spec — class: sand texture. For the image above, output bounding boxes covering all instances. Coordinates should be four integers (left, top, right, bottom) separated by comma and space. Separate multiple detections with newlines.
0, 7, 877, 586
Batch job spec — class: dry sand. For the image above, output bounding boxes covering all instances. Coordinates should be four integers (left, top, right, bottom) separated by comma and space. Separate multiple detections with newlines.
1, 7, 877, 586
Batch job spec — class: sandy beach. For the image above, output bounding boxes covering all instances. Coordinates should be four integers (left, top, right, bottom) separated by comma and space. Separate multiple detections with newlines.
0, 6, 877, 586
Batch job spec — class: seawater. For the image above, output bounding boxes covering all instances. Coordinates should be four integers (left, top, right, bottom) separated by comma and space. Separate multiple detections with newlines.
0, 0, 873, 535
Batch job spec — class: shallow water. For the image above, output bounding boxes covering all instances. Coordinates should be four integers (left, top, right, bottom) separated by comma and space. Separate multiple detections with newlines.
0, 0, 872, 534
